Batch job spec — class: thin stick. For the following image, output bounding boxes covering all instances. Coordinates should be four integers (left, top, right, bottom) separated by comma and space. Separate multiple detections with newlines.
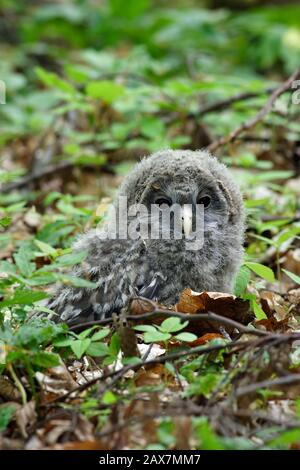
0, 161, 73, 193
207, 67, 300, 152
7, 363, 27, 405
45, 339, 251, 406
70, 297, 269, 337
235, 373, 300, 397
189, 87, 275, 117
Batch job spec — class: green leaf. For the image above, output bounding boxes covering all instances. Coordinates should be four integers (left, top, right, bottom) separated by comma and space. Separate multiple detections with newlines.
160, 317, 188, 333
102, 356, 116, 366
0, 405, 17, 432
0, 216, 12, 228
14, 246, 35, 277
78, 326, 98, 339
54, 250, 87, 267
109, 0, 149, 18
91, 328, 110, 341
133, 325, 157, 332
175, 332, 198, 342
32, 352, 60, 368
252, 299, 267, 321
85, 80, 125, 104
73, 154, 107, 167
194, 418, 225, 450
243, 293, 267, 320
26, 272, 57, 286
122, 356, 141, 366
245, 262, 275, 282
270, 428, 300, 448
34, 239, 58, 257
109, 332, 121, 357
140, 117, 164, 139
101, 390, 118, 405
282, 269, 300, 285
254, 170, 294, 182
36, 67, 77, 96
53, 338, 75, 348
71, 339, 91, 359
0, 290, 48, 307
276, 227, 300, 247
0, 260, 16, 275
144, 331, 171, 343
56, 274, 97, 289
234, 265, 251, 296
32, 305, 58, 316
186, 373, 220, 398
86, 342, 109, 357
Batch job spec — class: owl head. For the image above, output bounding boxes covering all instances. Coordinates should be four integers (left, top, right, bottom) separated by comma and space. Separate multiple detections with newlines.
115, 150, 244, 250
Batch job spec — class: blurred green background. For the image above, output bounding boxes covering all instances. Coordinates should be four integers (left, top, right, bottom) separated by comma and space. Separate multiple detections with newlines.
0, 0, 299, 196
1, 3, 300, 449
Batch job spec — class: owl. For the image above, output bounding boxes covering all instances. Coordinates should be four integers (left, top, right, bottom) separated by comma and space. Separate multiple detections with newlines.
44, 150, 245, 325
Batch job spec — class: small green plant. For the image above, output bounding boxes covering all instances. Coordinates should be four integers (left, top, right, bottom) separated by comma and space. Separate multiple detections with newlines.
134, 317, 197, 346
0, 319, 66, 402
0, 404, 17, 432
53, 326, 111, 359
234, 261, 277, 320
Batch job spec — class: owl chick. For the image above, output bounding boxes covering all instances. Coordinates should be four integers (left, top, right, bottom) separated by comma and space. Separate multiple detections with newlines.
45, 150, 245, 325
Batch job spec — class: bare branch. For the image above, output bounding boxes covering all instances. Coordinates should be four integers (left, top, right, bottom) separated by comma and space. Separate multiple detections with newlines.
207, 67, 300, 152
235, 373, 300, 397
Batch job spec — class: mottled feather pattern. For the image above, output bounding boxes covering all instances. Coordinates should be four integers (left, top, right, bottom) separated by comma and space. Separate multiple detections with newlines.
40, 150, 245, 325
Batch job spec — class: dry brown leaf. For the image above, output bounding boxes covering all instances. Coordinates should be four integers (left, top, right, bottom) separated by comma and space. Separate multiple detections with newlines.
188, 333, 223, 346
0, 376, 21, 401
113, 311, 140, 358
23, 207, 42, 229
173, 416, 192, 450
48, 440, 107, 450
31, 413, 95, 448
176, 289, 252, 334
123, 395, 159, 447
131, 297, 155, 315
131, 289, 252, 335
138, 343, 165, 360
287, 288, 300, 315
0, 436, 24, 450
257, 291, 295, 332
15, 401, 37, 438
35, 362, 78, 402
282, 249, 300, 278
135, 363, 173, 387
177, 289, 249, 317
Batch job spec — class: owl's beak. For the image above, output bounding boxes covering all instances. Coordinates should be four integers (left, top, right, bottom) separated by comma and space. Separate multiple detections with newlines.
182, 205, 193, 238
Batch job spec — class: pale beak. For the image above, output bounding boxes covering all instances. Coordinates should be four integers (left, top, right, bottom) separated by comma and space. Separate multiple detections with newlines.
182, 205, 193, 238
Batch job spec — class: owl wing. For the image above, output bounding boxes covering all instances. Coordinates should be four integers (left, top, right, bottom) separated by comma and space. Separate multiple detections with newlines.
43, 236, 137, 324
41, 233, 166, 325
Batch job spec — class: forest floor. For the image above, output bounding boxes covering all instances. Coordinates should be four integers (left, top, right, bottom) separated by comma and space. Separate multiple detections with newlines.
1, 0, 300, 450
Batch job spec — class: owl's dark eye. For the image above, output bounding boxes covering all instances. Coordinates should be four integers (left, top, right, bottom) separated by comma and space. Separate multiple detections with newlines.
198, 195, 211, 208
154, 197, 172, 209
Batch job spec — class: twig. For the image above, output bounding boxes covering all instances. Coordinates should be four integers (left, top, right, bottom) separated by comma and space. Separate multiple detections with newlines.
70, 309, 268, 337
70, 297, 269, 337
235, 373, 300, 397
45, 339, 251, 406
0, 161, 73, 193
97, 401, 300, 440
7, 363, 27, 405
51, 331, 300, 405
189, 88, 275, 117
207, 67, 300, 152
